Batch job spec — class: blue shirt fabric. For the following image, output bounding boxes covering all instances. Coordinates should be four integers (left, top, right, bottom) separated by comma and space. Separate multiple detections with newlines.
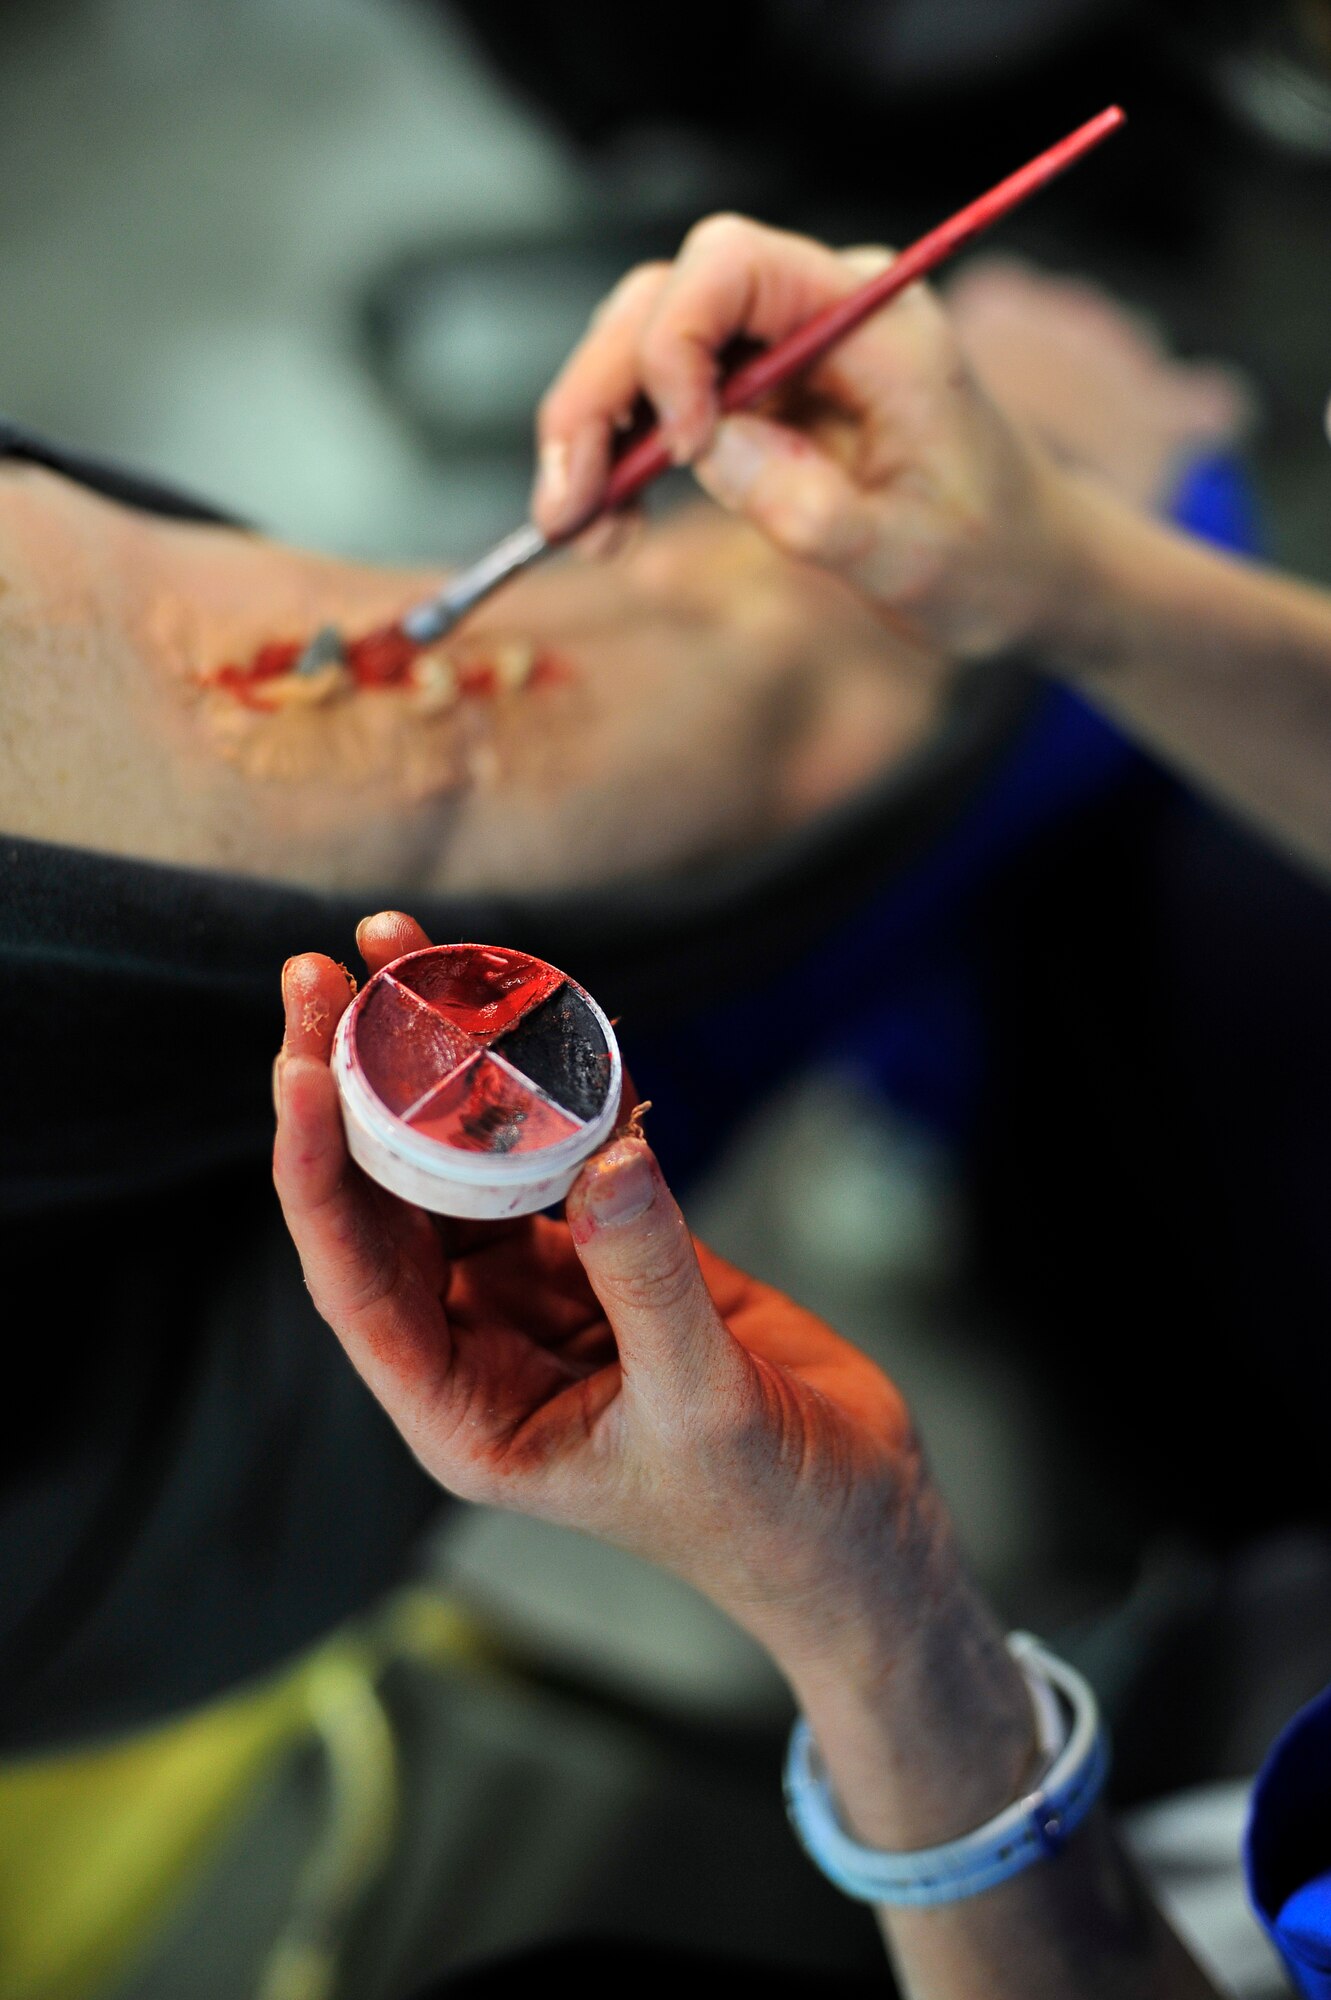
1248, 1686, 1331, 1995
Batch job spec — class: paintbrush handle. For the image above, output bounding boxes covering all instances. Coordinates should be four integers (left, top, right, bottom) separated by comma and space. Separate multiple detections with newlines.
398, 105, 1124, 642
591, 103, 1125, 528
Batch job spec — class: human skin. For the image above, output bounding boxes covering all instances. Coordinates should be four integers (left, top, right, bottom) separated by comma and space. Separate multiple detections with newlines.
0, 253, 1258, 895
274, 913, 1220, 2000
0, 463, 933, 894
535, 213, 1331, 875
944, 255, 1252, 513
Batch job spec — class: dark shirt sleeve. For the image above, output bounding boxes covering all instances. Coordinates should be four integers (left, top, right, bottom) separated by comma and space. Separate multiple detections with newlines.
1247, 1683, 1331, 1995
0, 423, 441, 1751
0, 418, 248, 527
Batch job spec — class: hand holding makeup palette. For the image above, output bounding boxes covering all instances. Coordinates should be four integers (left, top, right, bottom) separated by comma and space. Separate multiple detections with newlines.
332, 944, 621, 1218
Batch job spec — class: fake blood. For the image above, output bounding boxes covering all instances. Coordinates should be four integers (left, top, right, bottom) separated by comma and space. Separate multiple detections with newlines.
343, 624, 419, 687
204, 621, 574, 704
210, 641, 303, 708
394, 945, 562, 1040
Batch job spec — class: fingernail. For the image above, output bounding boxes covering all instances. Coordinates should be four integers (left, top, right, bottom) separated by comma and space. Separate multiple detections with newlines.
535, 438, 571, 525
653, 396, 690, 463
657, 397, 711, 466
583, 1145, 657, 1230
694, 417, 767, 504
281, 957, 297, 1003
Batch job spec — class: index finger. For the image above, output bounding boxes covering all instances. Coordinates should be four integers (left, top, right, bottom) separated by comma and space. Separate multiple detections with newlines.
536, 216, 873, 524
534, 261, 670, 538
280, 951, 357, 1062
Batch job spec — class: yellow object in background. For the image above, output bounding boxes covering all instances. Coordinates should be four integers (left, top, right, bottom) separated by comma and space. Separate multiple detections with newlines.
0, 1593, 487, 2000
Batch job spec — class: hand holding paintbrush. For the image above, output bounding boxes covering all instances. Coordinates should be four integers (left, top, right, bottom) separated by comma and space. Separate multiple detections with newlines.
288, 106, 1123, 674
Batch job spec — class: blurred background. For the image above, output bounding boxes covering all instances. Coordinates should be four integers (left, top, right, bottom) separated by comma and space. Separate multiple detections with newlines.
6, 1, 1331, 1992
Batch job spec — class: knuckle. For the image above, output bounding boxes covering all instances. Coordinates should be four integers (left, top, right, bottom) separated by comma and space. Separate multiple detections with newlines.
439, 1453, 500, 1507
637, 317, 685, 378
604, 1236, 701, 1317
682, 210, 754, 259
710, 1403, 770, 1467
840, 243, 894, 277
652, 1388, 716, 1454
762, 478, 842, 558
592, 260, 668, 323
536, 384, 570, 436
672, 1378, 763, 1462
900, 281, 955, 349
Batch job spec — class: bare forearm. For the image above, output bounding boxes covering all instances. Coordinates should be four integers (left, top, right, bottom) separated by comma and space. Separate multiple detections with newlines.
777, 1575, 1222, 2000
878, 1814, 1220, 2000
1037, 472, 1331, 874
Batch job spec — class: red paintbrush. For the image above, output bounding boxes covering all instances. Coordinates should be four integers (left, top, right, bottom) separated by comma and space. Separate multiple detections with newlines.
342, 103, 1127, 661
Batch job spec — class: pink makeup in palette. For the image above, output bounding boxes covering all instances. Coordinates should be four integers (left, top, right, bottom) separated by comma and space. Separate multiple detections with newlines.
332, 944, 622, 1217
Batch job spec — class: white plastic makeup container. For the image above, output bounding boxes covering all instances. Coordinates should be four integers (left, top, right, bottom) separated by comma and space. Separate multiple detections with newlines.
331, 943, 622, 1219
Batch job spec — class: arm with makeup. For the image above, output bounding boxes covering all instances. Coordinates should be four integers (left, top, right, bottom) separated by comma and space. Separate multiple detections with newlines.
0, 251, 1263, 900
0, 449, 926, 895
273, 917, 1220, 2000
533, 215, 1331, 877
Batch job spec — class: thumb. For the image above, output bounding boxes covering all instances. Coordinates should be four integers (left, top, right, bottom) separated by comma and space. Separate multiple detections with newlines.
567, 1138, 746, 1417
692, 412, 877, 573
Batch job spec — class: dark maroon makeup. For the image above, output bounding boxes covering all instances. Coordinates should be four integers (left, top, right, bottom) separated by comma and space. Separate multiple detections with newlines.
353, 978, 475, 1116
346, 945, 614, 1156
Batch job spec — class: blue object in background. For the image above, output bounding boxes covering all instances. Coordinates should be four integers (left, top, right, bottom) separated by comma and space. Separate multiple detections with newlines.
1248, 1685, 1331, 1998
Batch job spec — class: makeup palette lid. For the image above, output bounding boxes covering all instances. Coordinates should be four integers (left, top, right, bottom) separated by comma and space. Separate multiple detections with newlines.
332, 943, 622, 1218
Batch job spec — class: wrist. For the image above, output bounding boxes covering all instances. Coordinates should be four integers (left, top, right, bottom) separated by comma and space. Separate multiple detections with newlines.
737, 1466, 962, 1691
1023, 466, 1168, 682
1012, 454, 1101, 664
779, 1566, 1041, 1853
934, 444, 1090, 668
